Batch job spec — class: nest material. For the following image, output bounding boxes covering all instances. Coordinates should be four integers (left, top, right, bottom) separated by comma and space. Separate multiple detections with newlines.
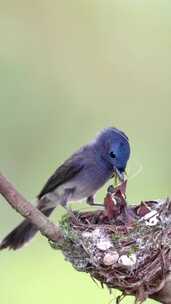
50, 184, 171, 303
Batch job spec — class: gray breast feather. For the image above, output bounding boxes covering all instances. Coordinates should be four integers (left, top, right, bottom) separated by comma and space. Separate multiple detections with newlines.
56, 161, 112, 201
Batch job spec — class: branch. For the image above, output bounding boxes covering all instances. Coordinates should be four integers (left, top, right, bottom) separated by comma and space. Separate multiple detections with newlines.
0, 173, 64, 243
0, 172, 171, 303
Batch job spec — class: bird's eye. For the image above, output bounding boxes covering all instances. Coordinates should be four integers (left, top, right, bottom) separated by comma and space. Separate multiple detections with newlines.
110, 151, 116, 159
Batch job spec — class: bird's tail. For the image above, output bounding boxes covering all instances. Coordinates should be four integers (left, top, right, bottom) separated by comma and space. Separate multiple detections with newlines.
0, 199, 55, 250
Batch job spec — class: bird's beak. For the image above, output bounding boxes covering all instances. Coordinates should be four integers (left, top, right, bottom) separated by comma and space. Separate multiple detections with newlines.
115, 168, 125, 182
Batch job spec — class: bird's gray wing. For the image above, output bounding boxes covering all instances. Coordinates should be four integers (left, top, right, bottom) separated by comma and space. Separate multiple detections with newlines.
37, 154, 84, 199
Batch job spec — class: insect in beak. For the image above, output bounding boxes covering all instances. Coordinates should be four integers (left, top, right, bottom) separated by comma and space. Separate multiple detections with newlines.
115, 168, 126, 182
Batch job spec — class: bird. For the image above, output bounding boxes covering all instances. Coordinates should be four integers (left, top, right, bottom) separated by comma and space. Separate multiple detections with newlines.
0, 127, 130, 250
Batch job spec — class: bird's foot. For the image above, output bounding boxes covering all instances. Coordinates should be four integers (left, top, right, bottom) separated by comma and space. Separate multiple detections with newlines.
86, 196, 104, 207
61, 202, 73, 213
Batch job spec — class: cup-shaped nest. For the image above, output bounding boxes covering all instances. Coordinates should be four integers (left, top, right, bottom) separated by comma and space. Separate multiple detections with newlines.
50, 185, 171, 303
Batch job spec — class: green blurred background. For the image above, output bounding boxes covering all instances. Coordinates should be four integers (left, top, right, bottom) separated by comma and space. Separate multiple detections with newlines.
0, 1, 171, 303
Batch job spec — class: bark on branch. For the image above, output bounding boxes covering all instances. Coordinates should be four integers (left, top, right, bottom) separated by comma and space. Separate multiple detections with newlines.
0, 173, 64, 244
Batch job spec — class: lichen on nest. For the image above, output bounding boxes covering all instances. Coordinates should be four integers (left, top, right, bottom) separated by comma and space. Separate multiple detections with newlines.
50, 183, 171, 303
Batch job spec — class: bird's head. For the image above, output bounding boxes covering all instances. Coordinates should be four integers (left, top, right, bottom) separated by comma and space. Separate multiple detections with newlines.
96, 127, 130, 181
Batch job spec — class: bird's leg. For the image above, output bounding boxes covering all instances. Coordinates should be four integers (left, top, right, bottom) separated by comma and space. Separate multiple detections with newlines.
86, 195, 104, 207
60, 188, 75, 212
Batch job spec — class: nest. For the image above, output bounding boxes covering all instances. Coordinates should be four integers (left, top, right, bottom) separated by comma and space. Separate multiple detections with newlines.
50, 183, 171, 303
